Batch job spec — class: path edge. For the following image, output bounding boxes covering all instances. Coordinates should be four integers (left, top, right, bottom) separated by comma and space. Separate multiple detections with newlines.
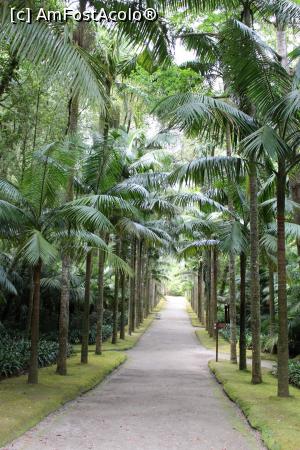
1, 300, 166, 449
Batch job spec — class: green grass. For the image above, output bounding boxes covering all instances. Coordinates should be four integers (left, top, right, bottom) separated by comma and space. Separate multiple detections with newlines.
209, 361, 300, 450
186, 301, 277, 362
0, 351, 126, 447
0, 300, 165, 447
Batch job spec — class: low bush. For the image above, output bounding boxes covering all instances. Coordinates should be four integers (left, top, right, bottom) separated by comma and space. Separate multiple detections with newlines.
0, 330, 72, 377
69, 323, 113, 345
220, 326, 272, 352
272, 359, 300, 388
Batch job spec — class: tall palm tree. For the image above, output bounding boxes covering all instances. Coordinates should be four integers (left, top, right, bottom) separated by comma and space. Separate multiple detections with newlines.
0, 143, 67, 383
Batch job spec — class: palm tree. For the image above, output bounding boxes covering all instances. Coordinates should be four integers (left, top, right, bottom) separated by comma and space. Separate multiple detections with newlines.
0, 144, 67, 383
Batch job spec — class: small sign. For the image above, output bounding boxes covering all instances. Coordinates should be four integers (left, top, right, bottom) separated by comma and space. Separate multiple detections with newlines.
214, 322, 225, 330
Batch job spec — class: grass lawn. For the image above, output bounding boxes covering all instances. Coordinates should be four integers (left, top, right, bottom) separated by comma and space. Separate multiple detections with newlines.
0, 300, 165, 447
209, 361, 300, 450
186, 301, 277, 362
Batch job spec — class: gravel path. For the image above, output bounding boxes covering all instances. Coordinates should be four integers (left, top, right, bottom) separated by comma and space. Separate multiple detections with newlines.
5, 296, 265, 450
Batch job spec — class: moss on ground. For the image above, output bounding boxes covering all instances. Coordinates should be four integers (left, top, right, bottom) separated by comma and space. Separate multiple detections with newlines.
209, 361, 300, 450
186, 301, 277, 362
0, 300, 165, 447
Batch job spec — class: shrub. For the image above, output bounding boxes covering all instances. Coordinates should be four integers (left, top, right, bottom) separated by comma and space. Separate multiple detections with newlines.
0, 330, 72, 378
69, 323, 113, 345
272, 360, 300, 388
219, 327, 270, 351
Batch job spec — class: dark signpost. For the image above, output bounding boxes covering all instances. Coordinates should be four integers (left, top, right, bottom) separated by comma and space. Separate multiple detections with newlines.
214, 322, 226, 362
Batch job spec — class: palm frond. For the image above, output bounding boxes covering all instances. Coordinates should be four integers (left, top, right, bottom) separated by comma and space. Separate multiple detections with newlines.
169, 156, 244, 186
106, 252, 133, 276
256, 0, 300, 26
116, 218, 163, 244
154, 92, 254, 138
0, 266, 17, 295
242, 125, 291, 161
179, 239, 219, 257
218, 221, 248, 254
20, 230, 57, 266
92, 0, 171, 64
221, 19, 291, 118
170, 192, 232, 215
0, 179, 27, 205
54, 204, 114, 232
0, 10, 107, 105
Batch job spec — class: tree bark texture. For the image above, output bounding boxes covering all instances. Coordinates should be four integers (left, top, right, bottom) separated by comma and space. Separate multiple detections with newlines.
28, 260, 42, 384
56, 254, 71, 375
112, 240, 121, 344
277, 159, 289, 397
81, 250, 93, 364
239, 252, 247, 370
249, 161, 262, 384
95, 243, 107, 355
229, 251, 237, 364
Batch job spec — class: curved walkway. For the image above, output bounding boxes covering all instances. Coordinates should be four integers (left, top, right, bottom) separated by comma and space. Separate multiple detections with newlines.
5, 297, 264, 450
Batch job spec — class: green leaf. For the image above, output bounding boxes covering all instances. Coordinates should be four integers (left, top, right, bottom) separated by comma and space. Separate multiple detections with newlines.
20, 230, 57, 266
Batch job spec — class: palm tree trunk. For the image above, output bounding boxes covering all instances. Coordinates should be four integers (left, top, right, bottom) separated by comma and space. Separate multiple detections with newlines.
239, 252, 247, 370
129, 239, 136, 334
144, 257, 150, 317
136, 240, 143, 327
268, 263, 276, 338
95, 245, 106, 355
57, 84, 78, 375
229, 251, 237, 363
249, 160, 262, 384
28, 260, 42, 384
119, 240, 126, 341
289, 174, 300, 267
112, 240, 120, 344
81, 250, 93, 364
276, 20, 288, 69
140, 244, 145, 323
56, 254, 71, 375
210, 247, 217, 338
197, 262, 203, 322
119, 273, 126, 340
26, 270, 34, 338
57, 0, 87, 373
191, 285, 195, 311
200, 264, 205, 324
276, 17, 290, 397
205, 250, 211, 333
134, 240, 139, 329
219, 263, 229, 296
226, 122, 237, 362
153, 283, 157, 309
277, 159, 289, 397
240, 0, 262, 385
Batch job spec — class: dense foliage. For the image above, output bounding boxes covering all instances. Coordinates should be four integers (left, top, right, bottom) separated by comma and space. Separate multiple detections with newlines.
0, 324, 72, 377
0, 0, 299, 403
273, 360, 300, 389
